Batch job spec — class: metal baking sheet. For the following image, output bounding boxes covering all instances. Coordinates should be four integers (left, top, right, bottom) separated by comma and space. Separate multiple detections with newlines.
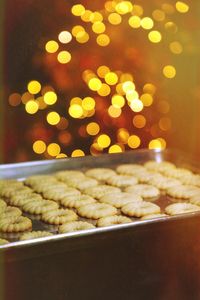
1, 148, 200, 251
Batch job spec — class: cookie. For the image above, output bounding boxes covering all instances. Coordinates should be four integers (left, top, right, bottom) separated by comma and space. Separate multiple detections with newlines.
106, 175, 138, 188
0, 199, 7, 212
83, 185, 121, 199
59, 221, 95, 233
162, 167, 193, 179
167, 185, 200, 199
125, 184, 160, 199
43, 187, 81, 202
85, 168, 116, 181
99, 192, 142, 208
24, 175, 58, 187
1, 186, 32, 198
60, 194, 96, 209
165, 203, 200, 216
22, 200, 58, 215
0, 206, 22, 222
144, 161, 176, 172
77, 203, 117, 219
190, 195, 200, 206
179, 174, 200, 187
121, 201, 161, 217
133, 171, 161, 184
64, 177, 98, 191
9, 193, 43, 207
116, 164, 146, 175
97, 215, 132, 227
141, 213, 167, 220
0, 238, 9, 245
41, 208, 78, 225
0, 216, 32, 233
56, 170, 85, 181
20, 231, 53, 241
32, 182, 67, 194
150, 176, 181, 191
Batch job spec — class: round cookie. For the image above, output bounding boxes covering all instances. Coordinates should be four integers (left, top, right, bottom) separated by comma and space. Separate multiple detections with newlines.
150, 176, 181, 191
77, 203, 117, 219
125, 184, 160, 199
85, 168, 116, 181
190, 195, 200, 206
24, 175, 58, 187
83, 185, 120, 199
20, 231, 53, 241
43, 187, 81, 202
97, 215, 132, 227
59, 221, 95, 233
56, 170, 85, 181
106, 175, 138, 188
116, 164, 146, 175
0, 206, 22, 222
60, 194, 96, 209
179, 174, 200, 187
0, 216, 32, 233
22, 200, 58, 215
162, 167, 193, 179
64, 177, 98, 191
165, 203, 200, 216
144, 161, 176, 173
99, 192, 142, 208
167, 185, 200, 199
141, 213, 167, 220
121, 201, 161, 217
9, 193, 43, 207
0, 199, 7, 212
41, 208, 78, 225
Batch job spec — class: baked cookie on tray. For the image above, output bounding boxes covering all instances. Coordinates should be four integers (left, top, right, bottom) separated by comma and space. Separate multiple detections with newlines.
59, 221, 95, 233
0, 216, 32, 233
167, 185, 200, 199
41, 208, 78, 225
97, 215, 132, 227
99, 192, 142, 208
106, 175, 138, 188
165, 203, 200, 216
125, 184, 160, 199
60, 194, 96, 209
85, 168, 116, 181
116, 164, 146, 176
77, 203, 117, 219
121, 201, 161, 217
20, 231, 53, 241
83, 185, 120, 199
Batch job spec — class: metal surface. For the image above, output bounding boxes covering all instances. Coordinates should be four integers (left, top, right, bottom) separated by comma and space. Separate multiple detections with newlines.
1, 149, 200, 300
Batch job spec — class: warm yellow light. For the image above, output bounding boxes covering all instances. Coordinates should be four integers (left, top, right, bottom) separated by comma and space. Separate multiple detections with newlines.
27, 80, 41, 94
70, 97, 82, 105
130, 99, 143, 112
97, 66, 110, 78
148, 139, 162, 150
37, 97, 47, 110
46, 111, 60, 125
133, 115, 146, 128
162, 3, 175, 14
141, 17, 154, 30
111, 94, 125, 108
116, 83, 125, 95
96, 34, 110, 47
115, 1, 133, 14
25, 100, 39, 114
97, 134, 111, 148
47, 143, 61, 156
128, 135, 141, 149
71, 149, 85, 157
86, 122, 100, 135
82, 97, 95, 110
33, 140, 46, 154
104, 1, 115, 13
68, 104, 83, 118
120, 73, 134, 83
176, 1, 189, 13
88, 78, 102, 91
117, 128, 129, 143
140, 93, 153, 107
81, 10, 93, 22
45, 40, 59, 53
164, 22, 178, 34
76, 31, 89, 43
90, 12, 103, 23
8, 93, 21, 106
132, 4, 143, 16
44, 91, 57, 105
109, 145, 122, 153
108, 106, 122, 118
21, 92, 33, 104
152, 10, 165, 22
159, 117, 172, 131
105, 72, 118, 85
163, 65, 176, 79
148, 30, 162, 43
128, 16, 141, 28
143, 83, 156, 95
108, 13, 122, 25
122, 81, 135, 93
56, 153, 67, 158
92, 22, 106, 34
58, 31, 72, 44
126, 90, 139, 102
57, 51, 71, 64
157, 100, 170, 114
97, 83, 111, 96
71, 25, 85, 37
169, 41, 183, 54
71, 4, 85, 16
158, 138, 167, 149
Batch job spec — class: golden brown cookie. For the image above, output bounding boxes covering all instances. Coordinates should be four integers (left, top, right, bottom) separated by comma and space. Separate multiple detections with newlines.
116, 164, 146, 175
0, 206, 22, 222
42, 187, 81, 202
60, 194, 96, 209
85, 168, 116, 181
167, 185, 200, 199
125, 184, 160, 199
97, 215, 132, 227
9, 193, 43, 207
77, 203, 117, 219
41, 208, 78, 225
165, 203, 200, 216
0, 199, 7, 212
150, 176, 181, 191
83, 185, 121, 199
99, 192, 142, 208
0, 216, 32, 233
144, 160, 176, 172
59, 221, 95, 233
63, 177, 98, 191
141, 213, 167, 220
106, 175, 138, 188
56, 170, 85, 181
1, 186, 32, 198
24, 175, 58, 186
20, 231, 53, 241
162, 167, 192, 179
121, 201, 161, 217
22, 200, 58, 215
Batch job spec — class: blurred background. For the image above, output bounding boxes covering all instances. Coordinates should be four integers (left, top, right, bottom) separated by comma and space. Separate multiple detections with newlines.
0, 0, 199, 163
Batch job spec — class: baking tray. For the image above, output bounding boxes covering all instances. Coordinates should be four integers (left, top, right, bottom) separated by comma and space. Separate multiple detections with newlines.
1, 149, 200, 300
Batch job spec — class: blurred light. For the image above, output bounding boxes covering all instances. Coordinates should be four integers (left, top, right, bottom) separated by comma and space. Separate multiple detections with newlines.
44, 91, 57, 105
140, 93, 153, 107
46, 111, 60, 125
159, 117, 172, 131
117, 128, 129, 143
56, 153, 67, 158
109, 145, 123, 153
169, 41, 183, 54
141, 17, 154, 30
21, 92, 33, 104
130, 99, 143, 112
116, 83, 126, 95
157, 100, 170, 114
162, 3, 175, 14
68, 104, 83, 118
58, 31, 72, 44
163, 65, 176, 78
45, 40, 59, 53
128, 135, 141, 149
88, 78, 102, 91
92, 22, 106, 34
47, 143, 61, 156
86, 122, 100, 135
37, 96, 47, 110
72, 25, 85, 37
122, 81, 135, 93
108, 106, 122, 118
71, 149, 85, 157
149, 138, 166, 149
25, 100, 39, 114
104, 1, 115, 12
97, 65, 110, 78
175, 1, 189, 13
41, 85, 54, 95
27, 80, 41, 94
108, 13, 122, 25
115, 1, 133, 14
105, 72, 118, 85
152, 10, 165, 21
33, 140, 46, 154
82, 97, 95, 110
8, 93, 21, 106
70, 97, 82, 105
90, 12, 103, 22
96, 34, 110, 47
56, 117, 68, 130
58, 131, 71, 145
71, 4, 85, 16
158, 138, 167, 149
97, 134, 111, 148
111, 94, 125, 108
126, 90, 139, 101
165, 22, 178, 33
132, 4, 143, 16
97, 83, 111, 96
57, 51, 71, 64
76, 31, 89, 43
128, 16, 141, 28
81, 10, 93, 22
143, 83, 156, 95
120, 73, 134, 82
133, 115, 146, 128
148, 30, 162, 43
